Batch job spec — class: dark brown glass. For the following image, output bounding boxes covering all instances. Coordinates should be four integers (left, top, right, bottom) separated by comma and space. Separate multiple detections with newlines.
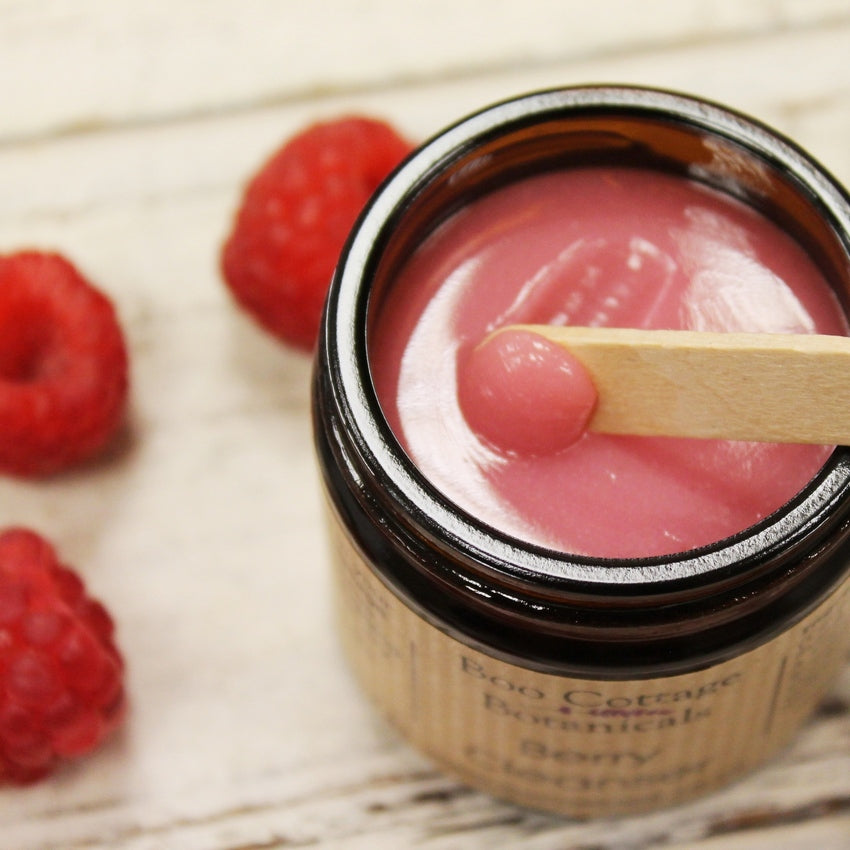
313, 86, 850, 680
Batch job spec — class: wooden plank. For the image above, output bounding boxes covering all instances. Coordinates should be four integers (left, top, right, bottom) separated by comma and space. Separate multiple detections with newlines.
1, 0, 849, 142
3, 20, 850, 229
2, 727, 847, 848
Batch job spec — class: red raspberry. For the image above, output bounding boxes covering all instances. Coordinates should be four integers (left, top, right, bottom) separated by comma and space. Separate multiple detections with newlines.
0, 528, 125, 784
0, 251, 129, 477
221, 116, 413, 351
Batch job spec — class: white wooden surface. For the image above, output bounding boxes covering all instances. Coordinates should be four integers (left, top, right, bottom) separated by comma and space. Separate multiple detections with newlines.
1, 2, 849, 848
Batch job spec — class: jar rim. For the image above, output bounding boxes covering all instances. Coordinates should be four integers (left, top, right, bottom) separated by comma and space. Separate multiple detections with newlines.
322, 84, 850, 592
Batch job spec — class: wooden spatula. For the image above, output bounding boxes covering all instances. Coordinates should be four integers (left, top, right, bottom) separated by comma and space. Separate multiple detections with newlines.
510, 325, 850, 444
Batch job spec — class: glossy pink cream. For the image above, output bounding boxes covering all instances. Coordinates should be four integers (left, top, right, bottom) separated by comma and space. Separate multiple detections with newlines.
369, 168, 848, 557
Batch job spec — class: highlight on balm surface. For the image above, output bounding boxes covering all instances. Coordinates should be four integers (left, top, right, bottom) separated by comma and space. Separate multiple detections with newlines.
369, 167, 849, 557
458, 329, 597, 455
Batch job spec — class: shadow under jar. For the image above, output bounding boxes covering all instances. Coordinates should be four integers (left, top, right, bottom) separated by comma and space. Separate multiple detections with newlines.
312, 86, 850, 817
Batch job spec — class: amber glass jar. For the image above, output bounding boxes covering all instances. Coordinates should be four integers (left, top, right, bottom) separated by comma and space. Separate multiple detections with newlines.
312, 86, 850, 817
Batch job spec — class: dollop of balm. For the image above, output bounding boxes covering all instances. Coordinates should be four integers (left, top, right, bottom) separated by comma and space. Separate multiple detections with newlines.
458, 329, 597, 455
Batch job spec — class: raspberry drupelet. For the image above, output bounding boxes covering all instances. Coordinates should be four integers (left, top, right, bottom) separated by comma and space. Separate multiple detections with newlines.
0, 528, 125, 784
0, 251, 129, 477
221, 116, 413, 351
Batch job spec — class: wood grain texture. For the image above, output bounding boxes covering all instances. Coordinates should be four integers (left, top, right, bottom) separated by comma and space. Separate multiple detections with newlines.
519, 327, 850, 443
2, 0, 848, 143
0, 2, 849, 848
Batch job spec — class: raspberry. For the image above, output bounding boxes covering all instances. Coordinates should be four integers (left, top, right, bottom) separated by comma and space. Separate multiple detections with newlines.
0, 528, 125, 784
221, 116, 413, 351
0, 251, 129, 477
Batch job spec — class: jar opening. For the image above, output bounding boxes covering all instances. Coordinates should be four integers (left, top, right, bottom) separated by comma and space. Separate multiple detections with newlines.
323, 86, 850, 590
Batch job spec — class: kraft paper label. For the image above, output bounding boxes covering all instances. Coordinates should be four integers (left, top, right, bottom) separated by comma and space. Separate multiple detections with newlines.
328, 513, 850, 817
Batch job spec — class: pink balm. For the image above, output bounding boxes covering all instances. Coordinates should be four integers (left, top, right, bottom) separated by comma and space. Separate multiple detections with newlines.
459, 329, 597, 454
370, 167, 848, 557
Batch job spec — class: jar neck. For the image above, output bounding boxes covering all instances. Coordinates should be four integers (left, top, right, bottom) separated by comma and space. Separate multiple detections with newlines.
314, 364, 850, 677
